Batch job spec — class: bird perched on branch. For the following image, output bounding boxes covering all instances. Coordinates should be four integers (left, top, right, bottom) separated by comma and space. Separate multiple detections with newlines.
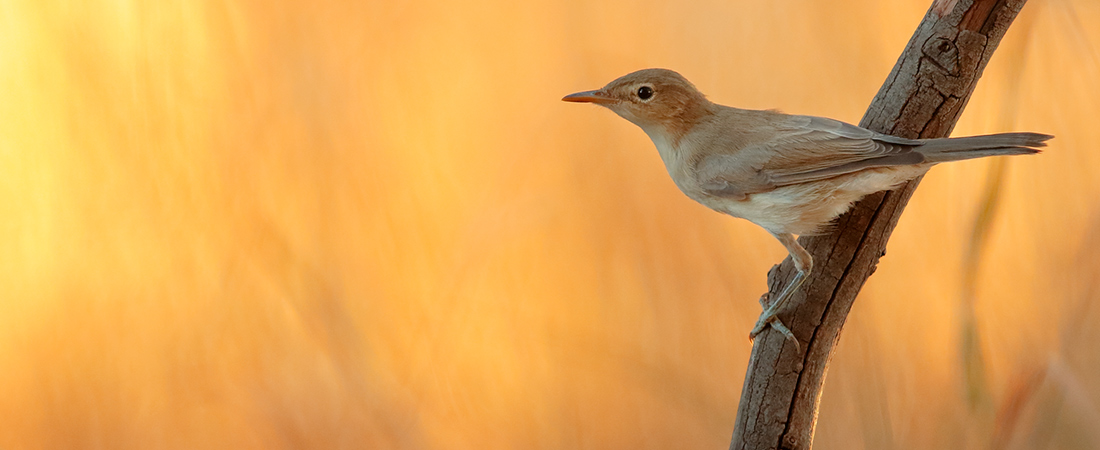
563, 68, 1051, 347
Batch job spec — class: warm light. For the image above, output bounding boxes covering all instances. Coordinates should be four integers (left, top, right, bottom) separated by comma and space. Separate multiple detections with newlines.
0, 0, 1097, 449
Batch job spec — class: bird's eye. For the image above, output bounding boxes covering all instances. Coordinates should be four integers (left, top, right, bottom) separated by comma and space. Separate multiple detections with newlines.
636, 86, 653, 100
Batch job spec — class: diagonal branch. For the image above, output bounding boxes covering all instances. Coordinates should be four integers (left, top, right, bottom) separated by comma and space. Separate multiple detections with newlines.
729, 1, 1034, 449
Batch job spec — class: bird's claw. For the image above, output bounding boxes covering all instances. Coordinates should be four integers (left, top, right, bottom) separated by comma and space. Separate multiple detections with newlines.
749, 261, 808, 353
748, 312, 800, 352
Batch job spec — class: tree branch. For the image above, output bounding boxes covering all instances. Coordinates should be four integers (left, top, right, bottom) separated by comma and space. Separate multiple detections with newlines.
729, 1, 1032, 449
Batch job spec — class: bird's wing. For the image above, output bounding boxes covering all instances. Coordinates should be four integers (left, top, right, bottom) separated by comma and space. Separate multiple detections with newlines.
698, 115, 925, 198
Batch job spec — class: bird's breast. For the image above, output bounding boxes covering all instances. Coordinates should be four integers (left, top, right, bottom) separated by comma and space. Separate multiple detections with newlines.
645, 128, 805, 233
641, 128, 697, 193
646, 128, 707, 189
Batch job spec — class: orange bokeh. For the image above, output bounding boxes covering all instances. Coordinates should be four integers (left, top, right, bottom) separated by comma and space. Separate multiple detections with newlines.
1, 1, 1098, 449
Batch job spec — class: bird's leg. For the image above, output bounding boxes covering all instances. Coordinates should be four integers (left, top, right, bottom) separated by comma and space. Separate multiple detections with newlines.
750, 232, 813, 350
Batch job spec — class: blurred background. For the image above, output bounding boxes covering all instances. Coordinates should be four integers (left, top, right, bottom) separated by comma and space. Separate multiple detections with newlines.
1, 0, 1098, 448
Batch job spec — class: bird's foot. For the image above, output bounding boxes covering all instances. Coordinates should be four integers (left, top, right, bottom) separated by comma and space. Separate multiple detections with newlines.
748, 256, 809, 354
749, 308, 800, 352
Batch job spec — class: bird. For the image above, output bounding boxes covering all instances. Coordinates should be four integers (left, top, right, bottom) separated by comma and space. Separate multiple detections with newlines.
562, 68, 1051, 348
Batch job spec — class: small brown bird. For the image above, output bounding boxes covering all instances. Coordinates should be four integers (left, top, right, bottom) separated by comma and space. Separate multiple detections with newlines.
563, 68, 1050, 345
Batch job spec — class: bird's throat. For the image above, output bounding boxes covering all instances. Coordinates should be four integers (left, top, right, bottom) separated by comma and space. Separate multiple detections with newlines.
641, 126, 683, 173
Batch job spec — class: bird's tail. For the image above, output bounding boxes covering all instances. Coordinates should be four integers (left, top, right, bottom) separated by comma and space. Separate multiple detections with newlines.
918, 132, 1053, 163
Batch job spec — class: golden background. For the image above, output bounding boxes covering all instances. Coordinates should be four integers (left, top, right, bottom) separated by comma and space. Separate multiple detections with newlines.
1, 0, 1098, 448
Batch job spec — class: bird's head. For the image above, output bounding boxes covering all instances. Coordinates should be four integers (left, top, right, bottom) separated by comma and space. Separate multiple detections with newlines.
562, 68, 715, 137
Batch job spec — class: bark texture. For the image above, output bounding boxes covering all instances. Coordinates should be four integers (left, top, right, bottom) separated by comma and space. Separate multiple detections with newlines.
729, 1, 1032, 449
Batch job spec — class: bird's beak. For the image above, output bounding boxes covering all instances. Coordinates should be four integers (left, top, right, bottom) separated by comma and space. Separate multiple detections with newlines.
561, 90, 617, 104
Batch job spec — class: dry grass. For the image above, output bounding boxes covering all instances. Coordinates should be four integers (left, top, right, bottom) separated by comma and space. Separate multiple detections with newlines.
0, 0, 1098, 449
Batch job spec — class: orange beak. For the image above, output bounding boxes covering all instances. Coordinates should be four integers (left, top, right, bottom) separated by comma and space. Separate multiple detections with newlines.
561, 90, 617, 104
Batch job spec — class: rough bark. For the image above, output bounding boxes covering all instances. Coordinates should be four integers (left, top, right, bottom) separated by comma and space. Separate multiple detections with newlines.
729, 1, 1032, 449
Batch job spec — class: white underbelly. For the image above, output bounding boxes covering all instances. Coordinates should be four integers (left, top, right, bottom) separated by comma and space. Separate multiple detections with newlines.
696, 166, 927, 235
